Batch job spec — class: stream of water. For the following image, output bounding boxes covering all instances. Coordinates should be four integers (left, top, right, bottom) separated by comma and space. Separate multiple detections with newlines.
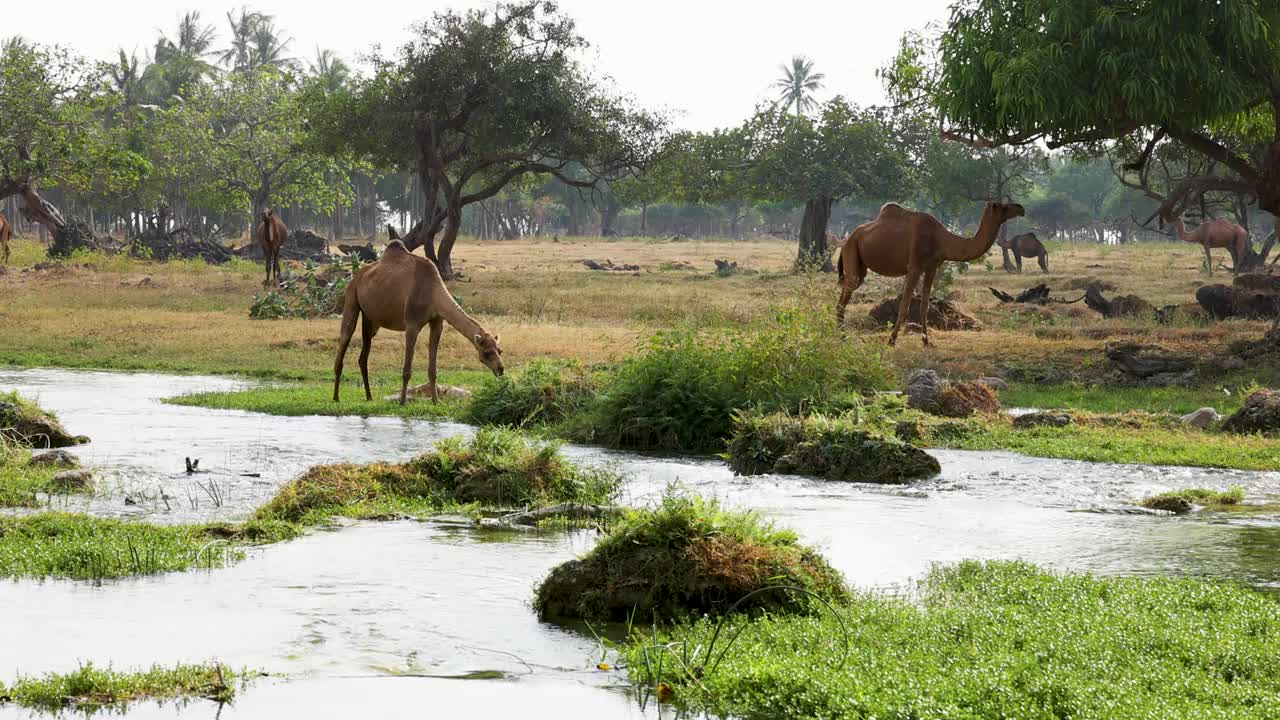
2, 367, 1278, 718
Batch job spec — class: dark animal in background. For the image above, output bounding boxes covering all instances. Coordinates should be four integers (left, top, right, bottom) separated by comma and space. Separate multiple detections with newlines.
996, 232, 1048, 273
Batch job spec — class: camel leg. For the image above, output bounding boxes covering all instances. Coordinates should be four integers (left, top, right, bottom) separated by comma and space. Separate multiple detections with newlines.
427, 319, 443, 404
273, 247, 283, 287
1015, 253, 1023, 273
332, 303, 360, 403
919, 265, 939, 347
888, 267, 923, 347
1039, 251, 1048, 273
836, 285, 855, 328
1203, 245, 1213, 276
399, 324, 422, 406
358, 314, 377, 401
263, 256, 272, 288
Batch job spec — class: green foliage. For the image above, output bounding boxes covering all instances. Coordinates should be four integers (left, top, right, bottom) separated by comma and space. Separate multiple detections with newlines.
0, 434, 66, 507
626, 560, 1280, 719
467, 360, 599, 427
255, 428, 620, 525
0, 513, 241, 581
1141, 486, 1246, 510
534, 492, 849, 620
585, 304, 894, 453
726, 412, 940, 484
249, 258, 356, 319
6, 662, 249, 712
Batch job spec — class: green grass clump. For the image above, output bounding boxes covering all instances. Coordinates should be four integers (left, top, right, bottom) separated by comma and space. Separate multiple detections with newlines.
4, 662, 251, 712
1141, 486, 1246, 511
255, 428, 621, 525
467, 359, 599, 428
625, 560, 1280, 719
167, 373, 483, 420
583, 304, 894, 454
726, 411, 940, 483
0, 513, 243, 581
0, 435, 67, 507
534, 493, 849, 621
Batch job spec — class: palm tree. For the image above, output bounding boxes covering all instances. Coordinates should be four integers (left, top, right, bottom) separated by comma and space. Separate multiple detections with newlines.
220, 7, 263, 71
108, 50, 147, 107
308, 48, 350, 91
148, 11, 218, 101
249, 17, 294, 71
773, 55, 825, 115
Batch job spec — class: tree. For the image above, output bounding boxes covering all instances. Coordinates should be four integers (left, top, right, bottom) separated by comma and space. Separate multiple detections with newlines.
315, 1, 664, 276
773, 55, 825, 115
0, 40, 144, 242
308, 48, 349, 91
931, 0, 1280, 222
149, 11, 219, 102
743, 99, 912, 269
157, 68, 346, 223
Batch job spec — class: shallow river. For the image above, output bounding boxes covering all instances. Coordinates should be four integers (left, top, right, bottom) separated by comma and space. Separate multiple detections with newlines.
2, 368, 1278, 718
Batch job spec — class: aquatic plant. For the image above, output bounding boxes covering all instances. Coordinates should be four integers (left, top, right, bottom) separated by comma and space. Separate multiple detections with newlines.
625, 560, 1280, 719
3, 662, 252, 712
1141, 486, 1246, 513
726, 411, 940, 483
256, 428, 622, 525
534, 492, 849, 621
467, 359, 599, 428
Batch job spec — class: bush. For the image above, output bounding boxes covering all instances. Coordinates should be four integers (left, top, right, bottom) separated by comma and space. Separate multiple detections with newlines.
726, 412, 941, 483
534, 492, 849, 621
255, 428, 621, 524
626, 561, 1280, 720
467, 360, 599, 427
585, 305, 894, 453
249, 258, 357, 320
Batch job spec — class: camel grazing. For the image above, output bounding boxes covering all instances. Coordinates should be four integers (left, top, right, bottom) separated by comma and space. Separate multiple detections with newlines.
836, 201, 1025, 346
1169, 216, 1249, 275
0, 213, 9, 265
996, 232, 1048, 273
333, 226, 504, 406
256, 208, 288, 287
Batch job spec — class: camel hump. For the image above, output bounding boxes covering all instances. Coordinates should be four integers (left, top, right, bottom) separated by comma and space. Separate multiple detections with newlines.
383, 240, 409, 256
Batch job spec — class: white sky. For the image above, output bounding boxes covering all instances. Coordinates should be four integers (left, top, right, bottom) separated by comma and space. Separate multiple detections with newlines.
26, 0, 951, 131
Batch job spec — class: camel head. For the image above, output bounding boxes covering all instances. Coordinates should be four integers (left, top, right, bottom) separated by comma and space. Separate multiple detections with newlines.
473, 332, 504, 376
262, 208, 275, 224
987, 201, 1025, 224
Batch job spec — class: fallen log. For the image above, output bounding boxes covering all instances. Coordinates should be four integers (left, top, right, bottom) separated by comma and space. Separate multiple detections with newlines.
989, 284, 1086, 305
1085, 286, 1152, 318
476, 503, 624, 529
1105, 342, 1193, 379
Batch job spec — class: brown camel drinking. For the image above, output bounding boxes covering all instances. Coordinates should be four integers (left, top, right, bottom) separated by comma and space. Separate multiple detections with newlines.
996, 231, 1048, 273
836, 201, 1026, 346
256, 208, 288, 287
0, 213, 9, 265
333, 226, 504, 406
1169, 216, 1249, 276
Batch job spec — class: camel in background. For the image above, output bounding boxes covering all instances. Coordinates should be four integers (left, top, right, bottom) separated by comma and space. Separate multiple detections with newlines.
996, 231, 1048, 273
333, 226, 505, 406
836, 201, 1026, 346
0, 214, 9, 265
257, 209, 288, 287
1168, 215, 1249, 275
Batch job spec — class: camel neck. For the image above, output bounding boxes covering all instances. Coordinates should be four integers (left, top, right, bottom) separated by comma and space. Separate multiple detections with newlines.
943, 209, 1003, 262
436, 289, 485, 342
1173, 219, 1192, 243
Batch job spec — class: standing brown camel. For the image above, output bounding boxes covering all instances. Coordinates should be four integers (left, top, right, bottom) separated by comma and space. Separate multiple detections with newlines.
333, 227, 504, 406
0, 213, 9, 265
1169, 216, 1249, 276
256, 209, 288, 287
996, 232, 1048, 273
836, 201, 1026, 346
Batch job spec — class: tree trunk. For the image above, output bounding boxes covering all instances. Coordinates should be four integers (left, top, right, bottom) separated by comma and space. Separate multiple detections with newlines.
435, 202, 461, 278
795, 196, 835, 272
600, 195, 620, 237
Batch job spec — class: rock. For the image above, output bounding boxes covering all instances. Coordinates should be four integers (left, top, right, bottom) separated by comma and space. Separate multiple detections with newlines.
1143, 370, 1199, 388
1223, 389, 1280, 434
868, 296, 981, 332
1013, 412, 1073, 429
1180, 408, 1221, 429
893, 420, 923, 443
383, 383, 474, 402
29, 449, 81, 469
937, 381, 1001, 418
905, 369, 945, 411
976, 376, 1009, 391
1197, 279, 1280, 320
1215, 356, 1247, 372
336, 243, 378, 262
0, 402, 87, 449
50, 470, 93, 491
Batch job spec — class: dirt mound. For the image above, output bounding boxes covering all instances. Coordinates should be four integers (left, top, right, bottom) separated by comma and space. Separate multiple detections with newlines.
1063, 277, 1117, 292
1222, 389, 1280, 435
868, 296, 981, 332
237, 229, 331, 262
938, 381, 1001, 418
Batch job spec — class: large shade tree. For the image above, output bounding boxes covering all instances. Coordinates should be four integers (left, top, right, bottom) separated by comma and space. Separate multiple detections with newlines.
312, 0, 665, 276
928, 0, 1280, 223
